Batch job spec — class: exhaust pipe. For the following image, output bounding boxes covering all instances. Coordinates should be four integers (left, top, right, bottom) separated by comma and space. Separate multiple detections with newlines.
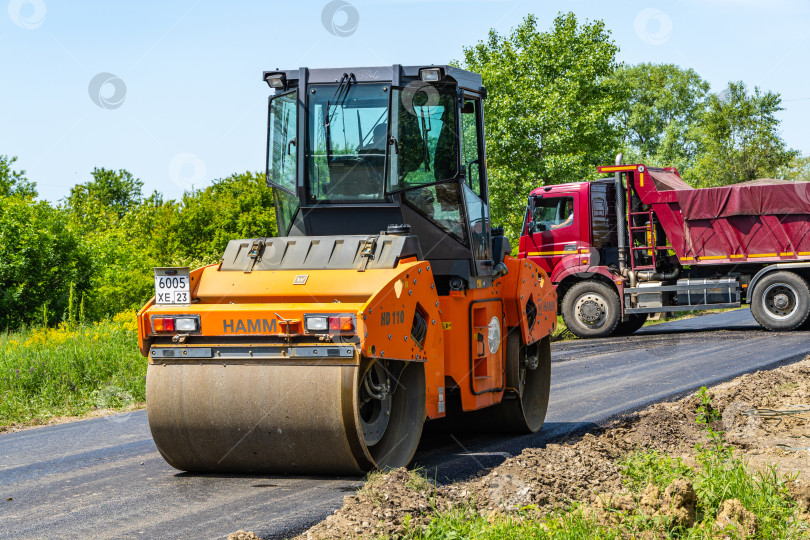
614, 154, 634, 286
636, 268, 680, 282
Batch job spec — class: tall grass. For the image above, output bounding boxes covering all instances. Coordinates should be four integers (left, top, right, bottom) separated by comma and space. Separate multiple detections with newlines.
0, 312, 145, 426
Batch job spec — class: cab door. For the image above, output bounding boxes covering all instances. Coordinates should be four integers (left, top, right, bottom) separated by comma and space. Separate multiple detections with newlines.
524, 190, 586, 275
460, 95, 492, 282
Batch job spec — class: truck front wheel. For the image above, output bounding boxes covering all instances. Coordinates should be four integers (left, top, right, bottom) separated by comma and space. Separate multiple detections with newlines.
751, 271, 810, 331
562, 281, 621, 338
612, 314, 647, 336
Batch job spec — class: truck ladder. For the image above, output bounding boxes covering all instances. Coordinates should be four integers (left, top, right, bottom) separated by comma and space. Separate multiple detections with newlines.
628, 209, 658, 271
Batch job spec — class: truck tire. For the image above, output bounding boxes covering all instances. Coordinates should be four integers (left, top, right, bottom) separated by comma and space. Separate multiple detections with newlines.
561, 280, 621, 338
750, 271, 810, 331
612, 314, 647, 336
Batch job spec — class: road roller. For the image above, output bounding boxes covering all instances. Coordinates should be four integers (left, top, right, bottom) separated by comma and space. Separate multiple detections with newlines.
136, 65, 557, 474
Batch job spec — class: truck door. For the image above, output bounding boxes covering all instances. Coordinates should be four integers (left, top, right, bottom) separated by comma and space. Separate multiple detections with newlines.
525, 192, 585, 275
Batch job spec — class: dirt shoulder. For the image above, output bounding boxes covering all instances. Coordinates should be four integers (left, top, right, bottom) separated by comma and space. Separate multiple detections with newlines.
0, 403, 146, 435
297, 357, 810, 539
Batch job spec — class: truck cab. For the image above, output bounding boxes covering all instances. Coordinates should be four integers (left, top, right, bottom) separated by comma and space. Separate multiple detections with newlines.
519, 180, 617, 280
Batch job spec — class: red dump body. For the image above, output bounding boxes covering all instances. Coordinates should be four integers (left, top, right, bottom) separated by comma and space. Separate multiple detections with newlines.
599, 164, 810, 267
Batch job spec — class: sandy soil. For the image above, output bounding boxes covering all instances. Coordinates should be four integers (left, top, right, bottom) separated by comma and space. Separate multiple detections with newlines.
295, 357, 810, 539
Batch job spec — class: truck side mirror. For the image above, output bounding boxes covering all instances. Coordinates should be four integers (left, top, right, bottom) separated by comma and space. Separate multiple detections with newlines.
527, 220, 536, 233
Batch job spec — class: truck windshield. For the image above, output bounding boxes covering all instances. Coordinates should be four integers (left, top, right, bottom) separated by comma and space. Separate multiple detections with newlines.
307, 83, 389, 201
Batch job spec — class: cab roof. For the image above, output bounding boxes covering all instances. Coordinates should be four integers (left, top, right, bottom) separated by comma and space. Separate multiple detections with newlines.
263, 65, 484, 93
529, 178, 623, 197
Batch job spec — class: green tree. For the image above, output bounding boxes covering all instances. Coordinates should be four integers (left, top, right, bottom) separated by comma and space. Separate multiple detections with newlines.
65, 168, 144, 228
0, 155, 37, 199
777, 154, 810, 182
613, 63, 710, 175
461, 13, 625, 237
686, 82, 798, 186
0, 197, 91, 329
166, 171, 277, 263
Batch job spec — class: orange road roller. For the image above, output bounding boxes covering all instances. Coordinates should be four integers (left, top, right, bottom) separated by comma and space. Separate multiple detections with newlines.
137, 65, 557, 474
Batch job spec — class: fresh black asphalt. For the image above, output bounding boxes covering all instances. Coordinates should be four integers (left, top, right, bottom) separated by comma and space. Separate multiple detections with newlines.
2, 308, 808, 539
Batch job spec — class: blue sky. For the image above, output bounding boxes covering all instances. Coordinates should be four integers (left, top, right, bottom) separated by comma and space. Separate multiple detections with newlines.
1, 0, 808, 202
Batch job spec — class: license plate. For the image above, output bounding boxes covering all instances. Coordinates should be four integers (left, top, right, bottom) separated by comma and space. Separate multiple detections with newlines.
154, 267, 191, 304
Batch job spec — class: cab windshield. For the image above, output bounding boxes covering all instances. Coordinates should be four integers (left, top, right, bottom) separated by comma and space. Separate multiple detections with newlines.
307, 82, 389, 201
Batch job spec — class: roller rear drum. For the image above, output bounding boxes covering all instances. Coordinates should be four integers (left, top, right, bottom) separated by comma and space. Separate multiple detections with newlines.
146, 359, 425, 474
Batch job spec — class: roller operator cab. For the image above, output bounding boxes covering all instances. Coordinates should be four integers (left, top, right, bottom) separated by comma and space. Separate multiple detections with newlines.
519, 160, 810, 338
137, 65, 557, 474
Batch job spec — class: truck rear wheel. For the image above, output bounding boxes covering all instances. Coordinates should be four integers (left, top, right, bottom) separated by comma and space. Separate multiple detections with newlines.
612, 314, 647, 336
562, 280, 621, 338
751, 271, 810, 331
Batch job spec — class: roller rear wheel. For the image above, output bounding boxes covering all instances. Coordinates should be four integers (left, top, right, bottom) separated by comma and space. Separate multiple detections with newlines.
362, 360, 426, 471
481, 331, 551, 433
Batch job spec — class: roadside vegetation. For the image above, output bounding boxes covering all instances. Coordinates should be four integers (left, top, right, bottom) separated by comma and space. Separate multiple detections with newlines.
460, 13, 801, 239
0, 313, 143, 428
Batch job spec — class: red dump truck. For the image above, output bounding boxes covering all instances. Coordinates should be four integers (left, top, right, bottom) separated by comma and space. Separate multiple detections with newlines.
518, 157, 810, 338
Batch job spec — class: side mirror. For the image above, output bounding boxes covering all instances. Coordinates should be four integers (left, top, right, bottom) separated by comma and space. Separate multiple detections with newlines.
492, 262, 509, 280
527, 220, 536, 233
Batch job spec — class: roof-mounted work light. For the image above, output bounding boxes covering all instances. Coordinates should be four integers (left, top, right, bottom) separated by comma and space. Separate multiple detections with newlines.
419, 67, 443, 82
265, 72, 287, 89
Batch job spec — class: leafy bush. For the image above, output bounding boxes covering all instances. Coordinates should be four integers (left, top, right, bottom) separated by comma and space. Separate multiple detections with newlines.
0, 197, 91, 329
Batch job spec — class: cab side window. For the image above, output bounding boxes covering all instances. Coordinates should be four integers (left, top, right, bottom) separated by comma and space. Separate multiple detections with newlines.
460, 99, 483, 198
532, 196, 574, 231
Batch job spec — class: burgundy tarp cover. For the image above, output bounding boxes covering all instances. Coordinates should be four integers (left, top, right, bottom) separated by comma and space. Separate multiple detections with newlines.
643, 169, 810, 260
649, 169, 693, 191
666, 177, 810, 220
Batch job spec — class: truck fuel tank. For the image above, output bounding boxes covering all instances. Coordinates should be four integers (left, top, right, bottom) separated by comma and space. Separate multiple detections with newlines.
676, 278, 739, 306
637, 281, 665, 309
